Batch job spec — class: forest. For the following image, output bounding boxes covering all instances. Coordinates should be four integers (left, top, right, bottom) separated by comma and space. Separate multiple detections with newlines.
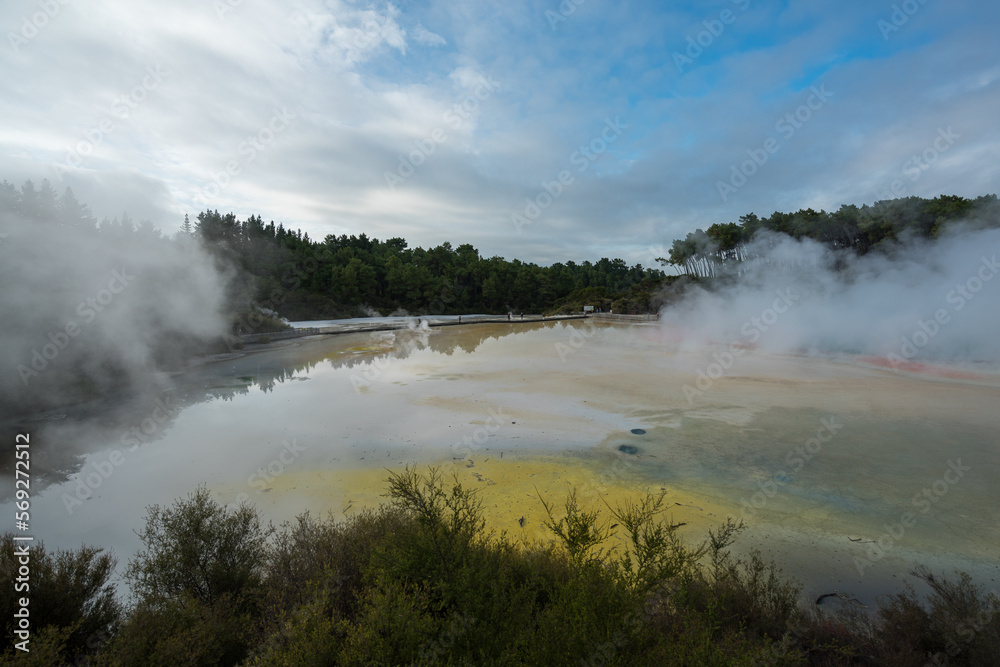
190, 209, 666, 321
3, 179, 998, 329
663, 194, 1000, 278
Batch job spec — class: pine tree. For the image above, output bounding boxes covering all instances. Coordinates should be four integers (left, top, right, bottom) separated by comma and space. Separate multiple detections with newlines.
58, 187, 96, 230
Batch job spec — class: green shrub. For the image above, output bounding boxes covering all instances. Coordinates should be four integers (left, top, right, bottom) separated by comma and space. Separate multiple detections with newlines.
124, 486, 272, 614
264, 506, 412, 621
112, 486, 273, 665
868, 566, 1000, 666
22, 472, 998, 666
0, 533, 120, 661
98, 594, 250, 667
247, 594, 345, 666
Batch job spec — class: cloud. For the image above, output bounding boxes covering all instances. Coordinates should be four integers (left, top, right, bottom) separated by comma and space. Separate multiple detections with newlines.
0, 0, 997, 265
412, 24, 446, 48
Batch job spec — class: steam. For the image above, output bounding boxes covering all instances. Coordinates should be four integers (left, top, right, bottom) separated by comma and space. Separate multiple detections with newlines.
0, 197, 234, 416
659, 226, 1000, 366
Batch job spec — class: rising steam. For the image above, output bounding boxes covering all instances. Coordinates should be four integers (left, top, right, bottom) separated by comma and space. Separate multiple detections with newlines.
0, 188, 234, 417
659, 226, 1000, 366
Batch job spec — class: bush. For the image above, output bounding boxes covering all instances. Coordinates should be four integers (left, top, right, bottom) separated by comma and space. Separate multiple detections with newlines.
114, 486, 273, 666
124, 486, 272, 614
16, 473, 999, 666
0, 533, 120, 661
264, 506, 412, 620
868, 566, 1000, 665
99, 594, 250, 667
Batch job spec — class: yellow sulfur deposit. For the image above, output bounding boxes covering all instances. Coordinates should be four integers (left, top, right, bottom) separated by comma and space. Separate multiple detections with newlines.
215, 453, 732, 550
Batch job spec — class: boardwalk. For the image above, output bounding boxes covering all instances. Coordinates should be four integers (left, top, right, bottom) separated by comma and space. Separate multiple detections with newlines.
238, 313, 595, 344
589, 312, 660, 322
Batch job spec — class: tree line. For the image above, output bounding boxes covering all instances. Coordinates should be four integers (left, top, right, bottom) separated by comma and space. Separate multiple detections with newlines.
662, 194, 1000, 278
191, 209, 667, 319
6, 179, 997, 320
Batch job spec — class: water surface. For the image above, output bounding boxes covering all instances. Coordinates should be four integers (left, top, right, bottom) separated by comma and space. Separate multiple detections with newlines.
6, 320, 999, 605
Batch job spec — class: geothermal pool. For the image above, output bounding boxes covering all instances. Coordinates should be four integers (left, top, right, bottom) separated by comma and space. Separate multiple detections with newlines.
6, 320, 1000, 606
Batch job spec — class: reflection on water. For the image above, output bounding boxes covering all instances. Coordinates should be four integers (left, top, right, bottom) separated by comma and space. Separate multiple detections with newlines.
4, 319, 999, 604
3, 321, 542, 487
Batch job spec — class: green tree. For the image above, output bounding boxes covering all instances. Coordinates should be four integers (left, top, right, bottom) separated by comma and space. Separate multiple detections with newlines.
0, 533, 120, 660
124, 487, 272, 613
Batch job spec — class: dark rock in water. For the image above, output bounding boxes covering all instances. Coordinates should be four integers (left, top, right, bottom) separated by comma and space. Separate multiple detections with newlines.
618, 444, 639, 455
630, 428, 646, 435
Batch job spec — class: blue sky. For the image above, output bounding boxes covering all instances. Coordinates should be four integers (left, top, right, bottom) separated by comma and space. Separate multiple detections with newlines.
2, 0, 998, 265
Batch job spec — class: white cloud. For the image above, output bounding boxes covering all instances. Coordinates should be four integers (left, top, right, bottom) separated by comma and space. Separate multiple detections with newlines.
412, 24, 446, 48
0, 0, 997, 263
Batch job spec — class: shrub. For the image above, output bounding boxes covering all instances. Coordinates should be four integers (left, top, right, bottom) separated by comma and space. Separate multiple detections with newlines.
20, 473, 999, 666
264, 506, 412, 620
124, 486, 272, 614
869, 566, 1000, 666
99, 593, 250, 667
0, 533, 120, 661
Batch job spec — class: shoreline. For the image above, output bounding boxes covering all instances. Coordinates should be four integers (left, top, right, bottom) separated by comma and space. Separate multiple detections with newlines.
237, 313, 593, 344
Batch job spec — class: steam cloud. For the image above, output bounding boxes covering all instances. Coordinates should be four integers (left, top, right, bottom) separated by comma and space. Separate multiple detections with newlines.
659, 226, 1000, 366
0, 198, 233, 417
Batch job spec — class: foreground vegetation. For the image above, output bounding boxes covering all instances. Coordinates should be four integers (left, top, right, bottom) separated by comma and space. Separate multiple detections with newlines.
2, 469, 998, 666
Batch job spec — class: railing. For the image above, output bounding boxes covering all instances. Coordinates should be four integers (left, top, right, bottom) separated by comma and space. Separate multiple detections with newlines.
239, 328, 321, 343
589, 313, 660, 321
236, 313, 597, 344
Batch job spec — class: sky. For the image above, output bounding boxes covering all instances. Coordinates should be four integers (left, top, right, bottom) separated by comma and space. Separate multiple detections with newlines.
2, 0, 998, 265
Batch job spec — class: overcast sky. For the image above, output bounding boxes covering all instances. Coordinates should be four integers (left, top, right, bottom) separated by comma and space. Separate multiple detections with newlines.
3, 0, 998, 265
